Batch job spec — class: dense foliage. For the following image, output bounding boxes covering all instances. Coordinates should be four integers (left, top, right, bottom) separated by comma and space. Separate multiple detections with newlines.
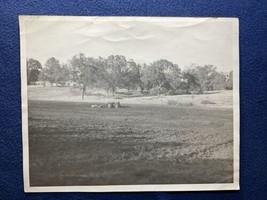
26, 58, 42, 85
27, 54, 233, 96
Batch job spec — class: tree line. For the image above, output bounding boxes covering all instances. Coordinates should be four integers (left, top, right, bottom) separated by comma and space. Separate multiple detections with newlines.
27, 54, 233, 98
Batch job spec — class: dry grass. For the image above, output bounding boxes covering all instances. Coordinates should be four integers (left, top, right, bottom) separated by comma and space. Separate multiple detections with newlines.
201, 100, 216, 104
28, 86, 233, 109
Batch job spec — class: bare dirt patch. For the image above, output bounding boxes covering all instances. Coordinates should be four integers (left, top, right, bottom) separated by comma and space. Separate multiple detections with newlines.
28, 100, 233, 186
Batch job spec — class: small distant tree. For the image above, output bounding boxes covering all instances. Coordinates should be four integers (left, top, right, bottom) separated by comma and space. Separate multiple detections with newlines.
38, 67, 49, 87
44, 57, 61, 86
225, 70, 233, 90
58, 64, 71, 85
26, 58, 42, 85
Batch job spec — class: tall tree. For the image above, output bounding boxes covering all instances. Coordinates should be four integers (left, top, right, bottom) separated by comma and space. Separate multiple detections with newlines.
26, 58, 42, 85
225, 70, 233, 90
70, 54, 99, 99
184, 64, 219, 92
122, 59, 142, 91
141, 59, 180, 96
165, 63, 182, 90
103, 55, 128, 96
209, 71, 227, 90
44, 57, 61, 86
181, 70, 200, 93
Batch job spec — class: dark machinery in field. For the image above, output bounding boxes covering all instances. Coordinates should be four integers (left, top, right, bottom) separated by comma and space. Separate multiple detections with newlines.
107, 102, 121, 108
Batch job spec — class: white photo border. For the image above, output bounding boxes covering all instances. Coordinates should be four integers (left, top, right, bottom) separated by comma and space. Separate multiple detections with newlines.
20, 16, 240, 192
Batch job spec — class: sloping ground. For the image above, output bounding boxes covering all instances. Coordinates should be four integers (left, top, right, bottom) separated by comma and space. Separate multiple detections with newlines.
28, 86, 233, 108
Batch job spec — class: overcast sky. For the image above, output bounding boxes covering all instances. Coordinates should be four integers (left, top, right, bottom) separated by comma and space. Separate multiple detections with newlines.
24, 17, 236, 72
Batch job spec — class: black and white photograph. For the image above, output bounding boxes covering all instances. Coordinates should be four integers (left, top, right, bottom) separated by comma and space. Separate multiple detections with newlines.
20, 16, 239, 192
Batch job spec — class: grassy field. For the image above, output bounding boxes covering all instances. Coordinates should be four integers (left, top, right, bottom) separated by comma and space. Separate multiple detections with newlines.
28, 86, 233, 108
28, 99, 233, 186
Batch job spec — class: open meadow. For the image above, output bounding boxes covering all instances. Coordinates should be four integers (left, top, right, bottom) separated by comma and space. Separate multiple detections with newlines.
28, 86, 233, 108
28, 87, 233, 186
